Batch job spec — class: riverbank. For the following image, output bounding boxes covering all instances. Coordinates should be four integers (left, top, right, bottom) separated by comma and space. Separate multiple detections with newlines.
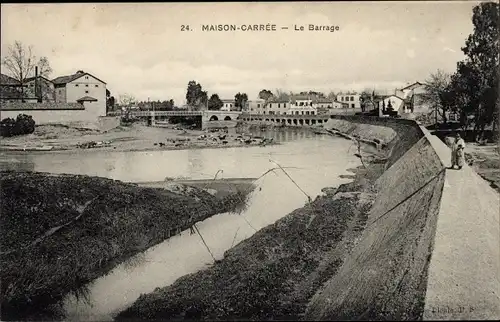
116, 161, 384, 321
115, 116, 457, 321
0, 171, 254, 320
115, 125, 390, 320
0, 122, 279, 153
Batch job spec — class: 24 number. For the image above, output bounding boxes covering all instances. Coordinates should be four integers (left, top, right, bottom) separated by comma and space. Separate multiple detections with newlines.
181, 25, 190, 31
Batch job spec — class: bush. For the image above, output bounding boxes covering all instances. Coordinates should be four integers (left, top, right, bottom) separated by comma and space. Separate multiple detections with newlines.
0, 114, 36, 137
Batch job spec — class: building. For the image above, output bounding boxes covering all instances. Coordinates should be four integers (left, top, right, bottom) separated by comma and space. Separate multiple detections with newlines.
262, 100, 289, 115
24, 76, 56, 102
52, 70, 107, 118
395, 82, 425, 99
288, 95, 317, 115
246, 99, 265, 113
380, 95, 406, 113
336, 93, 361, 109
313, 99, 334, 109
332, 101, 349, 109
1, 70, 108, 124
0, 73, 24, 102
220, 99, 235, 111
394, 82, 432, 113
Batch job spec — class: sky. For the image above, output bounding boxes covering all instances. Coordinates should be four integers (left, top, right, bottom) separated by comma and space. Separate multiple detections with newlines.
0, 1, 484, 105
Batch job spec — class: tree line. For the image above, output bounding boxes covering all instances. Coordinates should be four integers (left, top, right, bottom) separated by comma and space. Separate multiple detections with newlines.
422, 2, 498, 141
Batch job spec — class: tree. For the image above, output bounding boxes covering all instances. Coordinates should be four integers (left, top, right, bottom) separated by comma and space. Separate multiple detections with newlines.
359, 89, 377, 112
1, 41, 53, 101
119, 93, 136, 107
106, 89, 116, 112
234, 92, 248, 111
327, 91, 337, 100
274, 89, 290, 101
447, 2, 499, 140
186, 81, 208, 110
208, 94, 223, 110
420, 69, 452, 124
37, 56, 52, 78
258, 89, 274, 101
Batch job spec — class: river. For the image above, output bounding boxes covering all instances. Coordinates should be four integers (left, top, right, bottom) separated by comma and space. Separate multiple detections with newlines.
0, 128, 361, 321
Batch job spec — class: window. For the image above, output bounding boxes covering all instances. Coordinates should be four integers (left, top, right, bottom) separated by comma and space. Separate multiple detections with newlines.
95, 85, 99, 87
350, 96, 354, 101
257, 104, 260, 108
85, 84, 89, 87
351, 104, 355, 108
284, 103, 286, 108
278, 103, 281, 108
75, 84, 79, 87
85, 76, 89, 79
85, 90, 89, 94
306, 111, 310, 115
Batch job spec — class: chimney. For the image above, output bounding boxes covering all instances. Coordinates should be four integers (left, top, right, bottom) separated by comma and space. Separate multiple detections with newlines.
35, 66, 42, 103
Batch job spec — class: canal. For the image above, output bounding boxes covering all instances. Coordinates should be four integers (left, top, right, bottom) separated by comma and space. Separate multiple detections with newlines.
0, 128, 361, 321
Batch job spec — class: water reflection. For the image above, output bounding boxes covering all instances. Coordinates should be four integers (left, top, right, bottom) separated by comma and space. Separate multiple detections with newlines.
187, 148, 204, 178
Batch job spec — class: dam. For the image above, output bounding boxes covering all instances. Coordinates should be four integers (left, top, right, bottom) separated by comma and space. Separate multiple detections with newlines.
304, 116, 500, 320
116, 115, 499, 320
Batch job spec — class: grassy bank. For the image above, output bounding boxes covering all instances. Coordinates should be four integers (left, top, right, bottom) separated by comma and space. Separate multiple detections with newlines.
464, 143, 500, 193
0, 171, 252, 320
116, 156, 387, 320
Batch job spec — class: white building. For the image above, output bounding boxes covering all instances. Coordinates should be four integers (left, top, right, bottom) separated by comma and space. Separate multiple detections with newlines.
336, 93, 361, 109
263, 100, 289, 115
52, 70, 107, 118
380, 95, 406, 113
220, 99, 235, 111
246, 99, 265, 113
395, 82, 432, 113
288, 95, 317, 115
332, 101, 349, 109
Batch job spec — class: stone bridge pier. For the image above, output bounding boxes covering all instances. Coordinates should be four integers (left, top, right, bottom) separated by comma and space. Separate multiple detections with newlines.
201, 110, 242, 129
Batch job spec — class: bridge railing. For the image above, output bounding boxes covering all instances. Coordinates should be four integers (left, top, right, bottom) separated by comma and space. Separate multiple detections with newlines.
106, 110, 203, 117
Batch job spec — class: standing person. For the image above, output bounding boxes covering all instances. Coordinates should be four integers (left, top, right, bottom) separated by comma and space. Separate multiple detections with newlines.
451, 132, 466, 170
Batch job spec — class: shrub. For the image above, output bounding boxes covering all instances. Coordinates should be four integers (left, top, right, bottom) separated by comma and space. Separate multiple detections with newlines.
1, 114, 36, 137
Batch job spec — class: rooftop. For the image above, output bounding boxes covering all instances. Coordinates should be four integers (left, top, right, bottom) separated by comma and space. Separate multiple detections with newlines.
0, 73, 22, 86
24, 76, 53, 83
76, 96, 98, 102
52, 70, 107, 85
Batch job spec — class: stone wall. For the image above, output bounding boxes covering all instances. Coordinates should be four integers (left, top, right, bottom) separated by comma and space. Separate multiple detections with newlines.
304, 117, 500, 320
0, 102, 101, 124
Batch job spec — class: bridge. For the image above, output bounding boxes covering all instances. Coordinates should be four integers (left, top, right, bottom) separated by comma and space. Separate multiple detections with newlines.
107, 110, 335, 128
240, 113, 331, 126
108, 110, 243, 129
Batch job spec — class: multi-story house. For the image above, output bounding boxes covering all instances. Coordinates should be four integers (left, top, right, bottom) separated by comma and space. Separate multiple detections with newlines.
395, 82, 431, 113
336, 93, 361, 109
246, 99, 265, 114
264, 100, 289, 115
220, 99, 235, 111
288, 95, 317, 115
52, 70, 107, 117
